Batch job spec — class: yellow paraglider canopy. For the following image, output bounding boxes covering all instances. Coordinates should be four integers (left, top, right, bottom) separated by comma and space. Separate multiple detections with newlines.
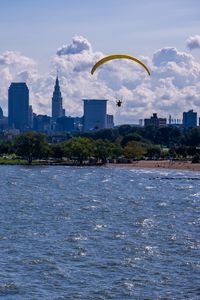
91, 54, 151, 76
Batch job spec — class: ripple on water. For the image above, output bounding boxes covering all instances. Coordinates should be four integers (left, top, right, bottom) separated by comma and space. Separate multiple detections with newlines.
145, 186, 157, 190
0, 283, 19, 296
94, 224, 107, 230
139, 218, 155, 228
71, 234, 88, 241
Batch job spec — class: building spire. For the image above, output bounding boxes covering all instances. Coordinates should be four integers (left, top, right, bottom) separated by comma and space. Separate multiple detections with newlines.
55, 70, 59, 87
52, 74, 65, 119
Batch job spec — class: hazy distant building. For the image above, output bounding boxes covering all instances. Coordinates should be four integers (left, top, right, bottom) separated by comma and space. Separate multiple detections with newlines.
0, 106, 3, 119
52, 76, 65, 120
167, 114, 182, 129
56, 116, 75, 132
107, 114, 114, 128
8, 82, 29, 131
0, 117, 8, 130
74, 117, 83, 132
183, 110, 197, 131
144, 113, 167, 127
83, 99, 107, 131
139, 119, 143, 127
33, 114, 51, 133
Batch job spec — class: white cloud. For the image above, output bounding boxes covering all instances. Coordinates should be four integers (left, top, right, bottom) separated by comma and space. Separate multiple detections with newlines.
153, 47, 193, 67
0, 36, 200, 124
56, 35, 92, 56
186, 35, 200, 50
0, 51, 39, 115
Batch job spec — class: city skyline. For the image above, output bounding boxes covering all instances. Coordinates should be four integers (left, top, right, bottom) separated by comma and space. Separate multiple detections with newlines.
1, 78, 199, 126
0, 1, 200, 124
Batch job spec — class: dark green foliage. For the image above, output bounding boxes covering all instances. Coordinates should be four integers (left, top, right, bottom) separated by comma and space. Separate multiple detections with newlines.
142, 125, 158, 143
146, 145, 161, 158
192, 153, 200, 163
121, 133, 142, 147
63, 137, 94, 165
117, 125, 132, 136
184, 128, 200, 147
14, 132, 49, 164
0, 141, 13, 154
168, 147, 177, 159
0, 125, 199, 164
124, 141, 146, 159
120, 132, 150, 147
50, 144, 64, 160
175, 146, 188, 158
93, 140, 113, 163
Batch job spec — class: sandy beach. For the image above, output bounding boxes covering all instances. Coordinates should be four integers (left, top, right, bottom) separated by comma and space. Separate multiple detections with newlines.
110, 160, 200, 172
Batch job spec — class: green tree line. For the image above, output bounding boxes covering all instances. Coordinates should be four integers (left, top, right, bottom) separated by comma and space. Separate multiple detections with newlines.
0, 125, 200, 164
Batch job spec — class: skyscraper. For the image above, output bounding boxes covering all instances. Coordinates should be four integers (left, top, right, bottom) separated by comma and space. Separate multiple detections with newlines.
183, 109, 197, 131
83, 99, 107, 131
8, 82, 29, 131
52, 76, 65, 120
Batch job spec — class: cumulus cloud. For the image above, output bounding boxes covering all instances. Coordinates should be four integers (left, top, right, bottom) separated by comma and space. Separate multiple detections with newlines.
153, 47, 193, 66
0, 51, 39, 115
1, 36, 200, 124
186, 35, 200, 50
57, 35, 92, 56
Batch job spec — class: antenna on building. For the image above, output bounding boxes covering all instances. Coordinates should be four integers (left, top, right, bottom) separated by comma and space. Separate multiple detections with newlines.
169, 114, 171, 125
56, 69, 59, 79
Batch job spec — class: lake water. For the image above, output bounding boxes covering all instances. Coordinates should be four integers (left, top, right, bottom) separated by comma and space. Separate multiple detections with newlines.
0, 165, 199, 299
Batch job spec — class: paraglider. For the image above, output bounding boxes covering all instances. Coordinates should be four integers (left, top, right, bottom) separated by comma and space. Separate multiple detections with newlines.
91, 54, 151, 76
91, 54, 150, 108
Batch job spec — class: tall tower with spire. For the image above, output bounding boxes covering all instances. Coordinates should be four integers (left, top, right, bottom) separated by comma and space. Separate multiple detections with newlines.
52, 76, 65, 120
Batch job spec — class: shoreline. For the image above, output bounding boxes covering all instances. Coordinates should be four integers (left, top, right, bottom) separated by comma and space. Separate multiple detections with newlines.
0, 160, 200, 172
110, 160, 200, 172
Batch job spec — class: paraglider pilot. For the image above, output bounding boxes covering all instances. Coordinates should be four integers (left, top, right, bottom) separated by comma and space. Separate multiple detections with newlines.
116, 99, 122, 107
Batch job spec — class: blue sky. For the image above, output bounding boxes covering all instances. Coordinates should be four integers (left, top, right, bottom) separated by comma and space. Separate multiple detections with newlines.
0, 0, 200, 70
0, 0, 200, 123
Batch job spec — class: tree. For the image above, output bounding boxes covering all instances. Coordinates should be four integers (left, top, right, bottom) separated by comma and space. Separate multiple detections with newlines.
142, 125, 158, 144
14, 132, 49, 164
192, 153, 200, 163
169, 147, 177, 159
50, 144, 64, 160
63, 137, 94, 165
93, 140, 113, 163
121, 133, 143, 147
93, 128, 118, 142
117, 125, 132, 136
110, 142, 123, 159
0, 141, 12, 155
146, 145, 161, 158
169, 127, 182, 146
175, 146, 187, 158
124, 141, 146, 159
184, 128, 200, 147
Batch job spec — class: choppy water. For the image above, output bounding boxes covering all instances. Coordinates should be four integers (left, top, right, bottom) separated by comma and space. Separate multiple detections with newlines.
0, 165, 199, 299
